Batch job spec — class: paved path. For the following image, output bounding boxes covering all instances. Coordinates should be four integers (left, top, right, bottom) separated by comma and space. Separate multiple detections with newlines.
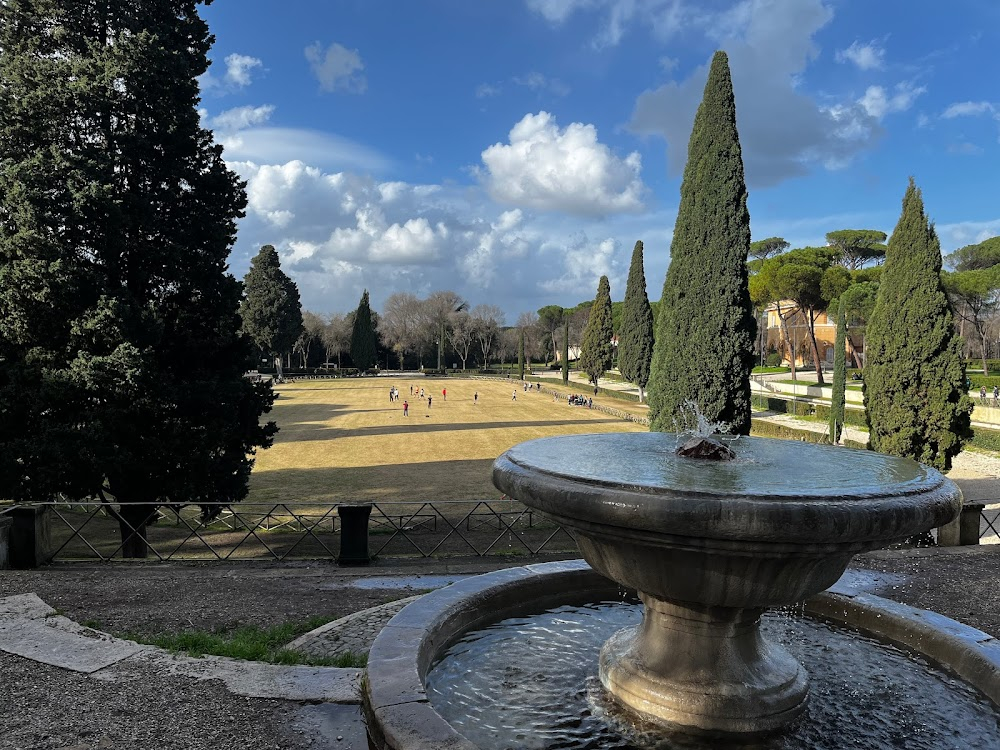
287, 595, 422, 659
0, 592, 361, 703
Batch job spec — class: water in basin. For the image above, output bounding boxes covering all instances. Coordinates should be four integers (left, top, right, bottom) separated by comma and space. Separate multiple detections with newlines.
426, 600, 1000, 749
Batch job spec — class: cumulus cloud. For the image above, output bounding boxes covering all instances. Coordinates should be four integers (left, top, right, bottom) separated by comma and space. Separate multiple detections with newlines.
836, 40, 886, 71
479, 111, 645, 216
225, 54, 264, 86
200, 53, 264, 94
225, 156, 664, 318
538, 235, 621, 294
304, 42, 367, 93
937, 218, 1000, 250
629, 1, 927, 186
857, 82, 925, 119
211, 105, 275, 132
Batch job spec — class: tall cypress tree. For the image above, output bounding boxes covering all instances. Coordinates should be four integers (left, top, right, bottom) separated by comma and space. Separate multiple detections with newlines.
350, 289, 378, 373
579, 276, 615, 388
240, 245, 303, 379
648, 51, 755, 435
863, 179, 972, 470
618, 241, 655, 403
562, 317, 570, 384
0, 0, 276, 557
829, 298, 847, 444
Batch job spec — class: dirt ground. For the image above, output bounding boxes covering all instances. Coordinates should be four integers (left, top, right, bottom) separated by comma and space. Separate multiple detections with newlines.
3, 546, 1000, 641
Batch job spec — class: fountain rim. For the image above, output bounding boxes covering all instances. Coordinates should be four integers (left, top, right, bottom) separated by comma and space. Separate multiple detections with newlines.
362, 560, 1000, 750
492, 434, 962, 546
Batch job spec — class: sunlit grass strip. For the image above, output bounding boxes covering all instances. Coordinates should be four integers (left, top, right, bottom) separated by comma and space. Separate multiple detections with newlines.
121, 617, 367, 667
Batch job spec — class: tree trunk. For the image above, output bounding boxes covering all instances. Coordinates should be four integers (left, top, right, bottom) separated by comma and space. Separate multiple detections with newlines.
638, 385, 644, 403
274, 354, 283, 380
775, 301, 796, 381
807, 309, 825, 385
980, 326, 990, 378
117, 504, 158, 559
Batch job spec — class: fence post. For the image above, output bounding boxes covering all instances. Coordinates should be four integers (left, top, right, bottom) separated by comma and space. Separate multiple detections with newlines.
0, 514, 11, 569
9, 505, 53, 568
938, 502, 984, 546
338, 503, 372, 565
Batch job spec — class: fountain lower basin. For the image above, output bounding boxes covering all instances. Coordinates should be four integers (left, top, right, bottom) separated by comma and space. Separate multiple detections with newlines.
489, 433, 960, 735
363, 562, 1000, 750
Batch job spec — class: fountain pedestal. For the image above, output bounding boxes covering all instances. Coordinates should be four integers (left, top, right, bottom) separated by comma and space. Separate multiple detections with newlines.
600, 596, 807, 734
493, 433, 961, 736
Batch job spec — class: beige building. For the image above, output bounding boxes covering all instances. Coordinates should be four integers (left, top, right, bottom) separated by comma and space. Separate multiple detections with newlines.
762, 302, 857, 368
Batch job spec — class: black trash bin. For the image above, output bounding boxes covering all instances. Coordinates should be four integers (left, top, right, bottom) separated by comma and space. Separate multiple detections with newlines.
338, 503, 372, 565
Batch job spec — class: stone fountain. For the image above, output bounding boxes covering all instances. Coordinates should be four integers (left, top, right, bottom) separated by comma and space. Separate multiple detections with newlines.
491, 431, 961, 736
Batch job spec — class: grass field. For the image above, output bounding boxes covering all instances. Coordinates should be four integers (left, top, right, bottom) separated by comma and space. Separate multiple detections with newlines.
247, 377, 646, 506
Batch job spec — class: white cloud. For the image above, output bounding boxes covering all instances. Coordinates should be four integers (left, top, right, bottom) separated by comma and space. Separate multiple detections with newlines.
479, 111, 645, 216
937, 218, 1000, 250
225, 53, 263, 87
857, 82, 925, 119
538, 235, 621, 294
221, 127, 390, 173
226, 155, 668, 318
476, 82, 502, 98
211, 105, 275, 132
526, 0, 597, 23
629, 1, 929, 186
304, 42, 367, 93
836, 40, 886, 71
947, 142, 985, 156
513, 72, 571, 97
942, 101, 995, 119
199, 52, 263, 94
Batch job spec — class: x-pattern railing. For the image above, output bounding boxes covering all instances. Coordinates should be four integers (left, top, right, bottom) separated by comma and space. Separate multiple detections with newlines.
16, 498, 576, 562
980, 506, 1000, 541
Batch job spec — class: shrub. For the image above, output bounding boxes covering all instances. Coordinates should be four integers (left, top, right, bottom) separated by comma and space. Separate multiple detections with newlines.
765, 352, 783, 367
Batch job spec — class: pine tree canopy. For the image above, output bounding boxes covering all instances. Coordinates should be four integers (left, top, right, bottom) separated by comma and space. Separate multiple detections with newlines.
863, 178, 972, 470
240, 245, 304, 359
618, 241, 655, 395
350, 289, 378, 372
579, 275, 615, 385
0, 0, 277, 555
648, 50, 756, 435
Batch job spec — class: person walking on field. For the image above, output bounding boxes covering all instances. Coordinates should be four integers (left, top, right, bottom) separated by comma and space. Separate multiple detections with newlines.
474, 391, 478, 405
512, 390, 517, 402
981, 385, 988, 405
403, 400, 409, 416
442, 388, 447, 401
427, 396, 432, 409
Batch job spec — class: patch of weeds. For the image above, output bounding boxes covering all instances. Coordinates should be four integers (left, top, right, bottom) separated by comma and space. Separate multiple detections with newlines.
121, 615, 338, 666
81, 619, 102, 630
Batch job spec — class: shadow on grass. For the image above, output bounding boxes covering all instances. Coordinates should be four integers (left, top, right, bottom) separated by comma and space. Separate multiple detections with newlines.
273, 418, 625, 442
250, 458, 499, 503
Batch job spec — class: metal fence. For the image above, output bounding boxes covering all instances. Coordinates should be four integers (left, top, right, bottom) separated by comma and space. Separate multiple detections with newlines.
14, 497, 577, 562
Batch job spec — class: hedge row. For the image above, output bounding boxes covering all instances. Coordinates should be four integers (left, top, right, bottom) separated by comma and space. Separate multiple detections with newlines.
750, 419, 866, 449
971, 427, 1000, 453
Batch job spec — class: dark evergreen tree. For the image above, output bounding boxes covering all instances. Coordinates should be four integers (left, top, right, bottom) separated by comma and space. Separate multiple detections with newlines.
518, 328, 525, 380
863, 179, 972, 470
648, 51, 756, 434
618, 241, 655, 402
562, 318, 570, 384
240, 245, 303, 379
829, 298, 847, 444
351, 289, 378, 373
0, 0, 276, 557
579, 276, 615, 388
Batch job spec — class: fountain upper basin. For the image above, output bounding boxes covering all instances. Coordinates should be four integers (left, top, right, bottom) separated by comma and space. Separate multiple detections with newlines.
492, 433, 961, 608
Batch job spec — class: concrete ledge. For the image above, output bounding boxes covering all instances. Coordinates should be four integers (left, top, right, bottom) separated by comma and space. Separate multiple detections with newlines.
364, 561, 1000, 750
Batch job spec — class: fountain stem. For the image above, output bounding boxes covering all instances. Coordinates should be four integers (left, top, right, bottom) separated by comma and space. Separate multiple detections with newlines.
599, 593, 808, 735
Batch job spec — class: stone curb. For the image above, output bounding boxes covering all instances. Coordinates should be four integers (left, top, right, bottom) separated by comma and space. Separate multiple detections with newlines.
0, 592, 361, 703
287, 595, 424, 658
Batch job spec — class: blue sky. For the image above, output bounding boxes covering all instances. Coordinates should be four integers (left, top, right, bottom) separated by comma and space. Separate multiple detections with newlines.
197, 0, 1000, 322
